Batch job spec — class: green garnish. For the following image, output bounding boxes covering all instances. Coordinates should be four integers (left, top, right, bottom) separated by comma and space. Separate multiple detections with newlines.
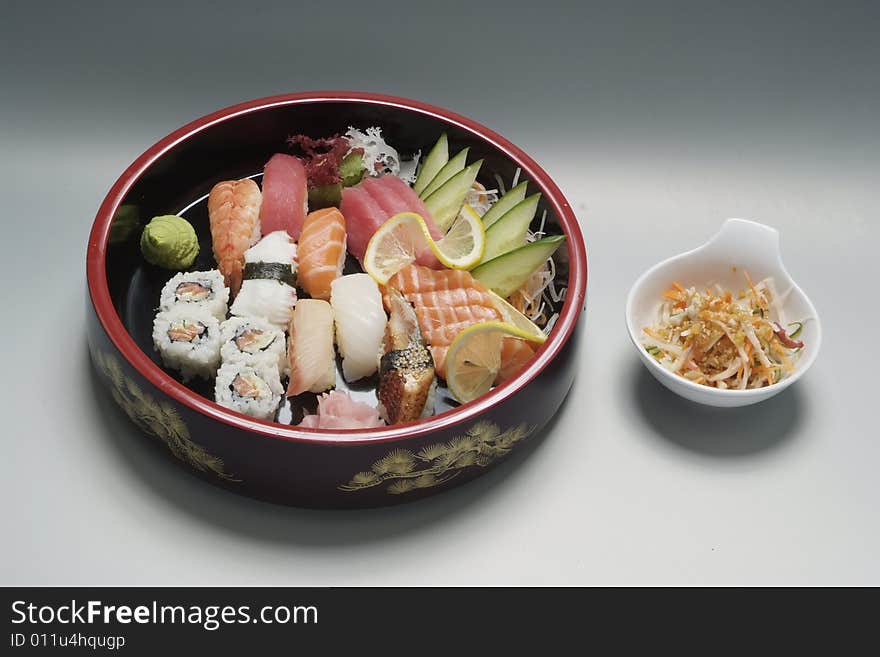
140, 214, 199, 269
788, 322, 804, 339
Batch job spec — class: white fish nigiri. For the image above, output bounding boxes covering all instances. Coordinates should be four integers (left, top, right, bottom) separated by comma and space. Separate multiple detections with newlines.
287, 299, 336, 397
330, 274, 387, 382
230, 230, 297, 329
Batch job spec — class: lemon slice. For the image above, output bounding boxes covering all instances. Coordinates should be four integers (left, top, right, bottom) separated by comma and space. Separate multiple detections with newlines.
363, 212, 433, 284
435, 204, 485, 269
445, 321, 544, 404
364, 208, 485, 284
486, 290, 547, 343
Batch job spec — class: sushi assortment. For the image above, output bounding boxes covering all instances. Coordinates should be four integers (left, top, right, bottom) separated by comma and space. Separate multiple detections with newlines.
148, 127, 566, 429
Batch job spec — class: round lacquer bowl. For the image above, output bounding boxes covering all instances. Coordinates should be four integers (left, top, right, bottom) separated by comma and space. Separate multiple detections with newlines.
86, 91, 587, 508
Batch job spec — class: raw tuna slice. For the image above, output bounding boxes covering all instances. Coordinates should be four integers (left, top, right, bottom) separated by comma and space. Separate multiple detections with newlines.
340, 174, 444, 264
259, 153, 308, 239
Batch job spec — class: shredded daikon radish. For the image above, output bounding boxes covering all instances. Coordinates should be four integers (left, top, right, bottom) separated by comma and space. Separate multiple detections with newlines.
641, 274, 804, 390
345, 126, 417, 181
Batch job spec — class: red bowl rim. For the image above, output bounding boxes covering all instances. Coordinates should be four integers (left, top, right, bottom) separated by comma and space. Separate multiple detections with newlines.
86, 91, 587, 446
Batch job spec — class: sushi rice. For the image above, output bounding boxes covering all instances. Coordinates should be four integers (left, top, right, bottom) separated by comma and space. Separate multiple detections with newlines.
330, 273, 387, 382
214, 361, 283, 420
152, 306, 222, 381
219, 316, 288, 375
230, 231, 298, 328
159, 270, 229, 321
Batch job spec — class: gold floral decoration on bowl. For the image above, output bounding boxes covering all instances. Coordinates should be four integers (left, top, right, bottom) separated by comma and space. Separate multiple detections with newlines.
93, 350, 238, 482
340, 420, 533, 494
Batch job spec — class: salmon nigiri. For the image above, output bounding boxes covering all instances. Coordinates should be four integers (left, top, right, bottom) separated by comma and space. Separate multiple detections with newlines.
287, 299, 336, 397
297, 207, 346, 301
208, 178, 262, 297
260, 153, 308, 239
384, 264, 501, 378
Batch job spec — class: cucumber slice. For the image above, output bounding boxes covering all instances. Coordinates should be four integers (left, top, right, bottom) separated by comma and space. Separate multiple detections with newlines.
308, 183, 342, 210
419, 147, 470, 199
481, 193, 541, 262
480, 180, 528, 228
423, 160, 483, 232
413, 133, 448, 196
471, 235, 566, 298
339, 151, 365, 187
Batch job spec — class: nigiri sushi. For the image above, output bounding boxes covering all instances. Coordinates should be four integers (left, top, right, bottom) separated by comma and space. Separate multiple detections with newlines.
287, 299, 336, 397
384, 264, 502, 378
297, 207, 346, 301
229, 230, 298, 329
377, 288, 436, 425
340, 174, 443, 263
330, 274, 387, 382
208, 178, 262, 296
298, 391, 384, 430
259, 153, 308, 239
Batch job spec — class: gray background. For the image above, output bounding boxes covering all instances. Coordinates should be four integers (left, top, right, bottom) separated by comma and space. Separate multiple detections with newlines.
2, 1, 878, 585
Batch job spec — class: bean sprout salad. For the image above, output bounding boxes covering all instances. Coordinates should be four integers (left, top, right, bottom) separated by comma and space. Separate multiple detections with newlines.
641, 273, 805, 390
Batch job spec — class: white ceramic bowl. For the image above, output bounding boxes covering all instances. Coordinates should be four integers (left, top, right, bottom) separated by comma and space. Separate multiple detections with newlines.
625, 218, 821, 407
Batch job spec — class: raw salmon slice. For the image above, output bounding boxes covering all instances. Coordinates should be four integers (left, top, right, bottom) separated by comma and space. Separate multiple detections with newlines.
384, 265, 501, 378
260, 153, 308, 239
297, 208, 347, 301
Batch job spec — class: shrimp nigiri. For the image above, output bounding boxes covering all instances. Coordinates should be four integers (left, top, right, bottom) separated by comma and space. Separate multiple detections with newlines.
297, 208, 346, 301
208, 179, 261, 297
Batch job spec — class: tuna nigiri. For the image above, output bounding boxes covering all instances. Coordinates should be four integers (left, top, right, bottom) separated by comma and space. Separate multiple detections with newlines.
260, 153, 308, 239
340, 174, 444, 263
298, 391, 384, 430
330, 274, 387, 382
208, 178, 262, 296
384, 264, 502, 378
297, 207, 347, 301
287, 299, 336, 397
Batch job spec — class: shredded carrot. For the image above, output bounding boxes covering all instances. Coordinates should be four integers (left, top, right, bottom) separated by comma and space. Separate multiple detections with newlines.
640, 273, 804, 390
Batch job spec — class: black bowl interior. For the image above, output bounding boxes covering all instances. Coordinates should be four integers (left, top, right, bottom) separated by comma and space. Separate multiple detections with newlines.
105, 100, 571, 425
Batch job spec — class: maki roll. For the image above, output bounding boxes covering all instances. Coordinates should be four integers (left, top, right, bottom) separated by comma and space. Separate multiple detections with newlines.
159, 270, 229, 321
152, 306, 222, 381
214, 361, 283, 420
219, 316, 287, 375
229, 231, 298, 329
